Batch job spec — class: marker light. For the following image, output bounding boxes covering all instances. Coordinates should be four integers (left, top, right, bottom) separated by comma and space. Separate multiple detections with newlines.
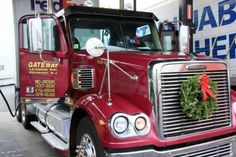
135, 117, 146, 130
233, 102, 236, 114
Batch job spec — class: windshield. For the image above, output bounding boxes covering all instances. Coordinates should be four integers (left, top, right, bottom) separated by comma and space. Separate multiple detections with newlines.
69, 17, 162, 52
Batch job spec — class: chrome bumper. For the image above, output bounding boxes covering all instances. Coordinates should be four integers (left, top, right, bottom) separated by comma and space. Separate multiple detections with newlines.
107, 135, 236, 157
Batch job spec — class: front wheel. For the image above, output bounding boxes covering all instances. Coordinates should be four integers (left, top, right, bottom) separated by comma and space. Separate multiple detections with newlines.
75, 117, 104, 157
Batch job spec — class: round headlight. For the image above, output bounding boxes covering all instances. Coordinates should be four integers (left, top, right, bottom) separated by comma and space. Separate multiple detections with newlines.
113, 116, 128, 133
135, 117, 146, 130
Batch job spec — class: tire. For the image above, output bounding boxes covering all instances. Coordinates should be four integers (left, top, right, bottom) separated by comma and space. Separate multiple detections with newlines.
21, 104, 33, 129
75, 117, 104, 157
16, 103, 22, 123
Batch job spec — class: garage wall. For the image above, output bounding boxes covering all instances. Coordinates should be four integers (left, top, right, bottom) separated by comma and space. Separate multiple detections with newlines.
0, 1, 16, 85
0, 1, 16, 112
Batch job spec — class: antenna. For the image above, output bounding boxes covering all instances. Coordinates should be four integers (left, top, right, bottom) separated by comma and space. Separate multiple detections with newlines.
106, 49, 112, 106
34, 0, 37, 17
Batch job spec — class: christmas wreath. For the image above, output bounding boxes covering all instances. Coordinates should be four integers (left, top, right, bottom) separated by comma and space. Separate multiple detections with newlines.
179, 74, 218, 120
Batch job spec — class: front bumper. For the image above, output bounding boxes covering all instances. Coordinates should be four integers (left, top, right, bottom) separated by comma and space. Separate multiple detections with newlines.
106, 135, 236, 157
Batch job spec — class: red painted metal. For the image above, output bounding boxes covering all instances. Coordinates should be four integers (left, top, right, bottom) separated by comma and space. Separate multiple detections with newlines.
71, 51, 236, 149
18, 6, 236, 156
19, 15, 70, 99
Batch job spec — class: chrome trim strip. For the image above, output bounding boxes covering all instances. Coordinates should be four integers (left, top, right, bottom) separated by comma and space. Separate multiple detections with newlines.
20, 97, 60, 104
107, 135, 236, 157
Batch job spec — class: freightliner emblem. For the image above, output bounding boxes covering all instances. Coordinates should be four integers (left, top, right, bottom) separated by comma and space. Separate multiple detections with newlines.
187, 64, 207, 71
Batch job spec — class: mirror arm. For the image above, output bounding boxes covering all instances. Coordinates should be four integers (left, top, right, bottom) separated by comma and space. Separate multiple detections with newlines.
106, 50, 112, 106
110, 61, 138, 81
98, 65, 108, 98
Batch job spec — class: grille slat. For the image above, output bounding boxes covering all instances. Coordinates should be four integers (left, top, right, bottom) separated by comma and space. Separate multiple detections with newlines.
164, 122, 230, 136
173, 143, 231, 157
163, 105, 229, 114
159, 68, 231, 138
75, 68, 94, 90
161, 74, 227, 80
163, 118, 230, 131
161, 85, 228, 91
162, 79, 227, 84
162, 93, 228, 99
182, 145, 230, 157
163, 102, 229, 109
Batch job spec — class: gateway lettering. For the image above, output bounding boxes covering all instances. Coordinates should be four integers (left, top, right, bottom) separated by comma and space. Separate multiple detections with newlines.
28, 62, 58, 68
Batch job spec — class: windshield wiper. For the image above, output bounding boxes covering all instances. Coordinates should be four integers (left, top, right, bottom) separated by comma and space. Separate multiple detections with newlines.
136, 48, 163, 51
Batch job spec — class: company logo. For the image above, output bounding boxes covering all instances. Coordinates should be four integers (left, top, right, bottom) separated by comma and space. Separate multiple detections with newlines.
187, 64, 207, 71
31, 0, 63, 12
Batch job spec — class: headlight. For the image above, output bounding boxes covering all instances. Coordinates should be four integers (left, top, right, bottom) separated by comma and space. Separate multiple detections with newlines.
135, 117, 146, 130
113, 116, 128, 133
110, 113, 151, 138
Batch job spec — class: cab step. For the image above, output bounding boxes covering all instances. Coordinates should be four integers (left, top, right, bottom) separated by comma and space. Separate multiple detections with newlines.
42, 132, 69, 150
30, 121, 49, 133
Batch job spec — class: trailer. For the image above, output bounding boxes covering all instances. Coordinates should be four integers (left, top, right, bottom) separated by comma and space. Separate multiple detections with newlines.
143, 0, 236, 89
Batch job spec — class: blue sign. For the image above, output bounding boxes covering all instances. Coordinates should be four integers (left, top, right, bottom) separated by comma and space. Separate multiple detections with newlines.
193, 0, 236, 59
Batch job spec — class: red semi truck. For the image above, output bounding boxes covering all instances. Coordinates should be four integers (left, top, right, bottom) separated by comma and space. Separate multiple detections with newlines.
16, 6, 236, 157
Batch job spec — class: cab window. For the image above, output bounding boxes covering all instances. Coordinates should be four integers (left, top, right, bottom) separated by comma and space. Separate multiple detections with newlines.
28, 18, 60, 53
42, 18, 60, 51
69, 18, 125, 51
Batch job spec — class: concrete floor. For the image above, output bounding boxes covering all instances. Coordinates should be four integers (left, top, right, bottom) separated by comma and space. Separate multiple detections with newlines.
0, 112, 62, 157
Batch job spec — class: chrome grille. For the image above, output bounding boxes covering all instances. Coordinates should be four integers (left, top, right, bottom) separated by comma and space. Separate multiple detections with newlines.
72, 68, 94, 90
160, 68, 231, 138
78, 69, 94, 89
173, 143, 232, 157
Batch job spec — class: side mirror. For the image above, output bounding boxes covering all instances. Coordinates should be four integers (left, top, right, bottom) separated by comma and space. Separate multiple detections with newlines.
85, 38, 105, 57
158, 22, 177, 52
28, 16, 43, 52
178, 25, 190, 53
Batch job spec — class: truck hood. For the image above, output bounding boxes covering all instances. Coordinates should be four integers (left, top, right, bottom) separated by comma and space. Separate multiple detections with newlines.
106, 51, 209, 67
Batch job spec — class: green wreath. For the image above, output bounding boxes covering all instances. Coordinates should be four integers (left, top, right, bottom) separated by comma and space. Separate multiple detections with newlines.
179, 75, 218, 120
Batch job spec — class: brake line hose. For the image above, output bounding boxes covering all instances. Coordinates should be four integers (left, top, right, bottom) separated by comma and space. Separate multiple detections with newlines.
0, 84, 20, 117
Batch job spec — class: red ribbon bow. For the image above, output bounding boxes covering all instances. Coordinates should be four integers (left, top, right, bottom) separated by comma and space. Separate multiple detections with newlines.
199, 75, 216, 101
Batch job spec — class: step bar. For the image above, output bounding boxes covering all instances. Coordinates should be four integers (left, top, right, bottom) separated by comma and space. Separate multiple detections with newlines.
31, 121, 68, 151
42, 132, 68, 151
31, 121, 49, 133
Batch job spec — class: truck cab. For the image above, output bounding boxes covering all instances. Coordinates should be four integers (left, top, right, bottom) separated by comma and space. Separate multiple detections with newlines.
17, 6, 236, 157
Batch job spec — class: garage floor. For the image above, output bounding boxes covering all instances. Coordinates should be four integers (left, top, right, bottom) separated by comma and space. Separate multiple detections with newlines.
0, 112, 62, 157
